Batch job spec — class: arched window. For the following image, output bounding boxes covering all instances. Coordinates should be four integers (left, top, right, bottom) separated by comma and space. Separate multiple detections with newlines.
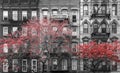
72, 59, 77, 70
101, 24, 106, 33
112, 23, 117, 33
52, 58, 58, 70
93, 23, 98, 33
83, 4, 88, 15
83, 23, 88, 33
62, 59, 68, 70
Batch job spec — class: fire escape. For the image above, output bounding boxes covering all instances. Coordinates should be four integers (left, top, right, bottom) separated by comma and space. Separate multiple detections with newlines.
90, 0, 110, 42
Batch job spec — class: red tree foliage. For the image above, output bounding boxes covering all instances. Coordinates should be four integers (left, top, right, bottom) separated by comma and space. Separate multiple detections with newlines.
76, 40, 120, 62
0, 18, 72, 70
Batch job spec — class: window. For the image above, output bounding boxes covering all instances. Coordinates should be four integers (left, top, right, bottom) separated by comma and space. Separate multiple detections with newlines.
61, 9, 68, 15
72, 43, 77, 52
62, 59, 68, 70
83, 4, 88, 15
83, 59, 88, 70
101, 24, 106, 33
111, 61, 117, 71
44, 60, 48, 71
12, 44, 18, 53
12, 27, 18, 33
22, 59, 27, 72
63, 27, 67, 32
3, 43, 8, 53
3, 59, 9, 72
112, 23, 117, 33
31, 11, 37, 19
3, 11, 8, 21
93, 4, 98, 13
80, 60, 84, 71
12, 11, 18, 21
83, 23, 88, 33
12, 27, 18, 37
22, 11, 27, 20
39, 62, 43, 71
52, 9, 58, 15
52, 59, 58, 70
12, 59, 18, 72
3, 0, 9, 3
31, 59, 37, 72
31, 28, 37, 36
53, 27, 57, 31
72, 27, 76, 32
72, 15, 76, 22
42, 10, 48, 16
93, 23, 98, 33
112, 4, 117, 16
83, 41, 88, 44
22, 27, 28, 36
101, 5, 106, 14
3, 27, 8, 36
72, 59, 77, 70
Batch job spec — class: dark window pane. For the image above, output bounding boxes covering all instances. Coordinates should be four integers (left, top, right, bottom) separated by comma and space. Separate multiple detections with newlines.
72, 15, 76, 22
112, 23, 117, 33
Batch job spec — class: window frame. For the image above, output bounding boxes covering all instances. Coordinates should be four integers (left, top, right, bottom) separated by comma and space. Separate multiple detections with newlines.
31, 59, 37, 72
83, 4, 88, 16
22, 11, 28, 21
3, 43, 8, 53
72, 15, 77, 22
52, 9, 58, 15
22, 59, 27, 72
93, 23, 98, 33
61, 59, 68, 70
72, 59, 78, 70
3, 10, 8, 21
112, 23, 117, 33
52, 58, 58, 70
112, 4, 117, 16
3, 59, 9, 72
31, 10, 37, 19
101, 24, 106, 33
3, 27, 8, 36
12, 10, 18, 21
22, 27, 28, 36
83, 23, 88, 33
12, 59, 18, 72
101, 4, 107, 14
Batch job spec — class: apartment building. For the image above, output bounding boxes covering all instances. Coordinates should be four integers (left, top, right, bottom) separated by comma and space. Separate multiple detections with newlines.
0, 0, 120, 73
